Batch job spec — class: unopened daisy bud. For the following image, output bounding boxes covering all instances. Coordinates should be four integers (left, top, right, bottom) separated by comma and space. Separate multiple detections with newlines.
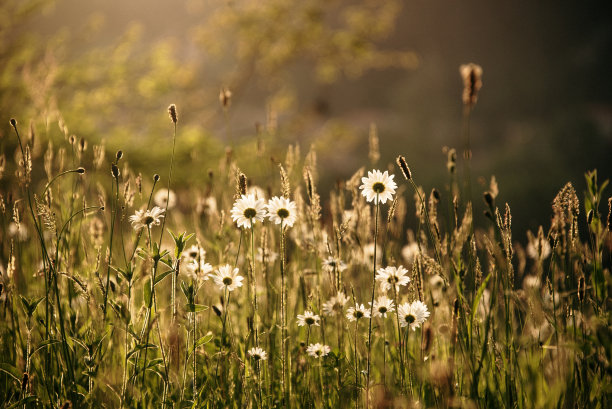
76, 167, 85, 174
79, 137, 87, 152
111, 163, 119, 179
68, 134, 76, 145
212, 305, 222, 317
168, 104, 178, 124
396, 156, 412, 180
587, 209, 594, 225
154, 174, 160, 182
239, 173, 247, 196
9, 118, 17, 127
116, 150, 123, 161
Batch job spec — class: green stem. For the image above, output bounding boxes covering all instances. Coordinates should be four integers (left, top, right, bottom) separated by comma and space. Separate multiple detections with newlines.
366, 193, 379, 408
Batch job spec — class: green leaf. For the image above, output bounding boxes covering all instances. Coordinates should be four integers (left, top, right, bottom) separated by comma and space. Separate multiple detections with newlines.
185, 304, 208, 313
470, 272, 492, 340
154, 270, 173, 286
0, 363, 21, 382
126, 343, 158, 361
7, 396, 38, 409
143, 278, 153, 306
187, 333, 214, 358
30, 339, 61, 358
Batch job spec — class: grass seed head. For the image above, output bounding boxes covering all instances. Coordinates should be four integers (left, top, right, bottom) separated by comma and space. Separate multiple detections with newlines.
460, 63, 483, 107
168, 104, 178, 124
607, 197, 612, 231
396, 155, 412, 180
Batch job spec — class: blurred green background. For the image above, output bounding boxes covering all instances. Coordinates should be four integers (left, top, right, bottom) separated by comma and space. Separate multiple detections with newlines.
1, 0, 611, 238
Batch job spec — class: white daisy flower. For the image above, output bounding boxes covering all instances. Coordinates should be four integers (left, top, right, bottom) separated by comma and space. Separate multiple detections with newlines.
376, 266, 411, 293
526, 237, 551, 260
209, 265, 243, 292
359, 170, 397, 204
306, 343, 331, 358
371, 296, 395, 318
154, 188, 177, 209
398, 300, 430, 331
296, 310, 320, 327
129, 206, 165, 231
362, 243, 382, 265
322, 293, 349, 316
266, 196, 298, 227
248, 185, 267, 200
401, 242, 420, 264
196, 196, 217, 216
346, 303, 371, 322
230, 194, 266, 229
247, 347, 268, 361
182, 245, 213, 280
322, 257, 347, 274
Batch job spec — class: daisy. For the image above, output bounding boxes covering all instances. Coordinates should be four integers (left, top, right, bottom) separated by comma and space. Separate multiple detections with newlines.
296, 310, 320, 327
398, 300, 430, 331
322, 257, 347, 274
247, 347, 268, 361
346, 303, 371, 322
182, 245, 213, 280
306, 343, 331, 358
129, 206, 165, 231
371, 296, 395, 318
359, 170, 397, 204
401, 242, 420, 264
376, 266, 411, 293
248, 185, 267, 200
230, 194, 266, 229
322, 293, 349, 316
362, 243, 382, 265
526, 236, 551, 260
266, 196, 298, 227
154, 188, 177, 209
209, 265, 243, 292
196, 196, 217, 216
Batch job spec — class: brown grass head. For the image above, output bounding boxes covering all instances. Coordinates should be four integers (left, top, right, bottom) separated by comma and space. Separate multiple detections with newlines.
460, 63, 483, 107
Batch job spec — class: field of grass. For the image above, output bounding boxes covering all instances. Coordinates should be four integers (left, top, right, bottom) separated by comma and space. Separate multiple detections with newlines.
1, 65, 611, 409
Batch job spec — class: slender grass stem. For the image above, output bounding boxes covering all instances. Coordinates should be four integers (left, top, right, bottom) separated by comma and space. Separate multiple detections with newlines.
366, 193, 379, 408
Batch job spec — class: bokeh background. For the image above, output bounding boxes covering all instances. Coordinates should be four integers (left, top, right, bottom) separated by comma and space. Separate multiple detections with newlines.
2, 0, 611, 238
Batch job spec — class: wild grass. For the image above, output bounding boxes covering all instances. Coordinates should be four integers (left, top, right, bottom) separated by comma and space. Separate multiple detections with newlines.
0, 88, 610, 409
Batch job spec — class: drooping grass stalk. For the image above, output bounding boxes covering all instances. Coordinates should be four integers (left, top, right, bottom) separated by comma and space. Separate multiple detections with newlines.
366, 192, 379, 408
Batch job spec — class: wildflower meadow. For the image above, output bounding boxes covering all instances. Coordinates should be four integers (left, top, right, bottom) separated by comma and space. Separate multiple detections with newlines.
1, 65, 611, 408
1, 2, 611, 407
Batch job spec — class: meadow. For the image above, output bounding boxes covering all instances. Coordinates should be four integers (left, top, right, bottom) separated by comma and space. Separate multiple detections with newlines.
0, 59, 610, 409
